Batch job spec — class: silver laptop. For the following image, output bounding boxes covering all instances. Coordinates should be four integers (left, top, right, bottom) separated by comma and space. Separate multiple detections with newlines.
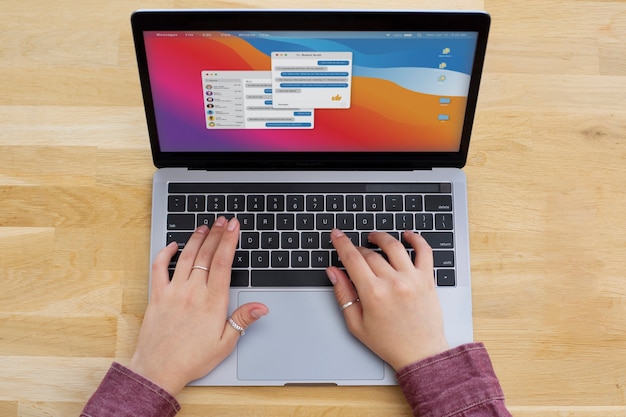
131, 9, 490, 386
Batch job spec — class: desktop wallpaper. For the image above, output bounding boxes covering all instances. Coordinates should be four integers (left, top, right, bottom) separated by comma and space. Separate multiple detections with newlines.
143, 31, 477, 153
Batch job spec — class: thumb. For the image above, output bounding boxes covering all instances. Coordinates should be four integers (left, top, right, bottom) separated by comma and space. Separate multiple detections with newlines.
326, 267, 363, 334
224, 302, 269, 340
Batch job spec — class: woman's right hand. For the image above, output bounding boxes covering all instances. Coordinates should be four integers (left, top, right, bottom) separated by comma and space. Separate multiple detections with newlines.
327, 229, 449, 371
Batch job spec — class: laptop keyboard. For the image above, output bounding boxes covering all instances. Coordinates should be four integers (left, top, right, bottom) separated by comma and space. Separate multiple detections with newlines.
165, 183, 456, 287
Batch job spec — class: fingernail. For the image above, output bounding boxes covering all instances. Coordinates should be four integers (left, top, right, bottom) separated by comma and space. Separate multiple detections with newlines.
227, 217, 238, 231
196, 225, 209, 234
326, 268, 338, 285
331, 229, 345, 238
251, 308, 268, 319
167, 241, 178, 248
214, 216, 227, 227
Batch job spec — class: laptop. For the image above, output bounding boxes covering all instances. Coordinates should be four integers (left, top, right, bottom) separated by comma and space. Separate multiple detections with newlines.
131, 9, 490, 386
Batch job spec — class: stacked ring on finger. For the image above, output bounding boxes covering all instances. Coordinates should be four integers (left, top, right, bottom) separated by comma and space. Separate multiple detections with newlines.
191, 265, 209, 272
228, 317, 245, 336
340, 298, 360, 311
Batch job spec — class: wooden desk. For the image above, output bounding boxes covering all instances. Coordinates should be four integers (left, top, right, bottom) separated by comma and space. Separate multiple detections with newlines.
1, 1, 625, 416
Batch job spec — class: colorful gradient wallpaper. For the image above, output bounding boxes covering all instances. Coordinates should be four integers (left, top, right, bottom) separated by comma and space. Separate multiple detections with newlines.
143, 31, 478, 153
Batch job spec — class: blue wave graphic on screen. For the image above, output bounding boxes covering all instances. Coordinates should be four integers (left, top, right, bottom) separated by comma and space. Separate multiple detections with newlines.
242, 33, 476, 74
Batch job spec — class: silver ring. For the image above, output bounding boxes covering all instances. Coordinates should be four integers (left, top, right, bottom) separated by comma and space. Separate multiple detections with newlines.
340, 298, 360, 311
191, 265, 209, 272
228, 317, 245, 336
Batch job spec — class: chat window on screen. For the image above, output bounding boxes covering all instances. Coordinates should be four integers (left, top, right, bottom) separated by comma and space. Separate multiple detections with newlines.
271, 51, 353, 109
202, 71, 314, 129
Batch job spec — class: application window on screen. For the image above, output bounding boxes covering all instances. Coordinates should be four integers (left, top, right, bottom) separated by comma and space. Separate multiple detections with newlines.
202, 71, 314, 129
271, 51, 353, 109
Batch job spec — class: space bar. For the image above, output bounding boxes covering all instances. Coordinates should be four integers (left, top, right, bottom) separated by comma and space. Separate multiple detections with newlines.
251, 270, 332, 287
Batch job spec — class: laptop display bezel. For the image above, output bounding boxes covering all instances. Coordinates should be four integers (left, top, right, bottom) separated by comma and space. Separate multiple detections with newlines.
131, 10, 490, 170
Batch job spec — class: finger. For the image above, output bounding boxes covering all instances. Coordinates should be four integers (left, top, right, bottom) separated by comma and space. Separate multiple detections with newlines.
222, 302, 269, 346
354, 245, 396, 277
206, 217, 241, 294
368, 231, 415, 272
327, 266, 363, 333
330, 229, 374, 289
151, 241, 179, 294
403, 231, 434, 271
172, 224, 210, 282
189, 216, 229, 282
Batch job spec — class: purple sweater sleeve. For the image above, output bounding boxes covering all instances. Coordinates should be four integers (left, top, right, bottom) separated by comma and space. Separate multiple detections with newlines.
396, 343, 513, 417
81, 362, 180, 417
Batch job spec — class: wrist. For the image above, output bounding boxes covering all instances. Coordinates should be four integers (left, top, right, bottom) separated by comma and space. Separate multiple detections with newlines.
389, 337, 450, 371
128, 355, 186, 397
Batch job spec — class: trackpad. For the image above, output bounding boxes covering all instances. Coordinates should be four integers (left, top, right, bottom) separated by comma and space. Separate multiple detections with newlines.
237, 291, 384, 382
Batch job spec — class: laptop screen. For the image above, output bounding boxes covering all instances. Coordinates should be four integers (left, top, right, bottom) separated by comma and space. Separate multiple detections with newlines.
132, 11, 490, 168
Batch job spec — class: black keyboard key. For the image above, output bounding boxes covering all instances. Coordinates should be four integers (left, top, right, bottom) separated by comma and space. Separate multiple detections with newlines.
356, 213, 374, 230
251, 270, 332, 287
301, 232, 320, 249
261, 232, 279, 249
326, 195, 344, 211
168, 195, 186, 212
336, 213, 354, 230
405, 195, 423, 211
231, 270, 250, 287
237, 213, 255, 230
435, 213, 453, 230
207, 195, 225, 211
421, 232, 454, 249
316, 213, 334, 230
257, 214, 275, 230
251, 251, 270, 268
311, 251, 330, 267
281, 232, 299, 249
286, 195, 305, 211
247, 195, 265, 212
345, 232, 359, 245
433, 251, 455, 267
233, 251, 249, 268
331, 251, 343, 267
346, 195, 364, 211
197, 214, 215, 228
166, 231, 193, 250
321, 232, 333, 249
296, 213, 315, 230
227, 195, 245, 211
415, 213, 434, 230
396, 213, 414, 230
167, 214, 195, 230
187, 195, 206, 212
385, 195, 403, 211
365, 195, 383, 211
361, 232, 377, 248
436, 269, 456, 286
376, 213, 394, 230
241, 232, 260, 249
276, 214, 294, 230
425, 195, 453, 211
271, 251, 289, 267
306, 195, 324, 211
291, 251, 310, 268
267, 195, 284, 211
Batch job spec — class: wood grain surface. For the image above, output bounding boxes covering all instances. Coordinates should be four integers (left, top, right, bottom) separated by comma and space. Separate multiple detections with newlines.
1, 1, 625, 416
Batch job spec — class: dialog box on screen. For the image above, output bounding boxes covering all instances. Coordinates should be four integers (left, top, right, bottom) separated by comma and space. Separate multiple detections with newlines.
271, 52, 353, 109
